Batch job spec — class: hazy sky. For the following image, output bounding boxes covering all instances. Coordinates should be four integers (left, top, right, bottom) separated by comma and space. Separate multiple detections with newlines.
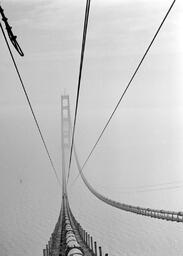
1, 0, 182, 106
0, 0, 183, 201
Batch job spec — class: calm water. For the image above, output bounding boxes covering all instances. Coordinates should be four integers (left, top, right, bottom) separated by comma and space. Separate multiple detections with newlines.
0, 108, 183, 256
1, 168, 183, 256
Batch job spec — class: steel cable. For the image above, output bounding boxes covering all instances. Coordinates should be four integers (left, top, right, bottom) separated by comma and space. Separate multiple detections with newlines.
67, 0, 91, 183
72, 0, 176, 184
0, 22, 61, 187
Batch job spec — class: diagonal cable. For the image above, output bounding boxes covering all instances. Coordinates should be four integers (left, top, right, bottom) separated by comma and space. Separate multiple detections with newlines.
67, 0, 91, 183
71, 0, 176, 185
0, 22, 61, 187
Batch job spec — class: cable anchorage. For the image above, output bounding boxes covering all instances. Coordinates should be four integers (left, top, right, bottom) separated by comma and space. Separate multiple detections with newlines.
0, 4, 24, 56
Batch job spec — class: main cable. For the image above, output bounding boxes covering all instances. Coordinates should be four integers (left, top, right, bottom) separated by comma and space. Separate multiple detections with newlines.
0, 22, 61, 187
71, 0, 176, 185
67, 0, 91, 183
71, 142, 183, 223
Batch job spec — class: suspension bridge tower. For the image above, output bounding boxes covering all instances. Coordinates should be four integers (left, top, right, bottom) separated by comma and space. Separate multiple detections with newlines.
43, 95, 108, 256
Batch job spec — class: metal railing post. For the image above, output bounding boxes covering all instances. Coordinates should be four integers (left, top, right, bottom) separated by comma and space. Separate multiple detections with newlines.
99, 246, 102, 256
94, 241, 98, 256
91, 236, 93, 251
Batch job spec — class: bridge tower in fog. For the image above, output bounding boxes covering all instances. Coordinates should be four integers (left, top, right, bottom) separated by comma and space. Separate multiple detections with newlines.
43, 93, 183, 256
43, 95, 108, 256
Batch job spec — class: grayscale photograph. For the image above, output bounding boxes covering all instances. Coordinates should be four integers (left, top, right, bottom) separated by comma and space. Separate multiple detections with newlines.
0, 0, 182, 255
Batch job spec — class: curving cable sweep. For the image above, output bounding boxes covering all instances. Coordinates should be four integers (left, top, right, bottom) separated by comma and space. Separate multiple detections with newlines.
73, 144, 183, 223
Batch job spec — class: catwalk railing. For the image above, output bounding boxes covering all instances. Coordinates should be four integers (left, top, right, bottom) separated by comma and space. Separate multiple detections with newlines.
68, 201, 108, 256
73, 144, 183, 223
43, 194, 109, 256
